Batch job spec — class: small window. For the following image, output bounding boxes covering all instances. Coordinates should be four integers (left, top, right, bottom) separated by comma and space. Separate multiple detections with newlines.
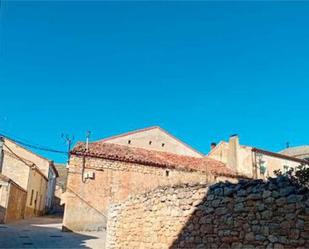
35, 191, 38, 205
166, 170, 169, 177
162, 143, 165, 147
128, 140, 131, 144
30, 190, 34, 206
149, 141, 152, 145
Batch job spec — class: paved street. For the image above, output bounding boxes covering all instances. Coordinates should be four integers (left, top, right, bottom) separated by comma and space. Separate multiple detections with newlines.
0, 216, 106, 249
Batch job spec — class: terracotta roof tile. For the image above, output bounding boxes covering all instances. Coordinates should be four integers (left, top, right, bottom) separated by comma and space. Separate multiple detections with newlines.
71, 142, 239, 178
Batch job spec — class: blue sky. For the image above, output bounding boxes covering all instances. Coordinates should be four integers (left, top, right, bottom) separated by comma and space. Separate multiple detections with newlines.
1, 2, 309, 163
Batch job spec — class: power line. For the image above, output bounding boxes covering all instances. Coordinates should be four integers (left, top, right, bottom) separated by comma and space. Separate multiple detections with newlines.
0, 131, 67, 155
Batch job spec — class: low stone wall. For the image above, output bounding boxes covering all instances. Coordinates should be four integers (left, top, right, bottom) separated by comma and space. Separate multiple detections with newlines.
5, 182, 27, 223
106, 177, 309, 249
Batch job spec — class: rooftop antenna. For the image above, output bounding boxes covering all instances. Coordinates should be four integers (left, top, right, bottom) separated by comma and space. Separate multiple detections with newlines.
286, 142, 290, 148
61, 133, 74, 165
86, 131, 91, 152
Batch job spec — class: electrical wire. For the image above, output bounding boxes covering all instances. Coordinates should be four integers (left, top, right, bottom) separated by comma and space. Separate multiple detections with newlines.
3, 143, 34, 167
0, 131, 67, 155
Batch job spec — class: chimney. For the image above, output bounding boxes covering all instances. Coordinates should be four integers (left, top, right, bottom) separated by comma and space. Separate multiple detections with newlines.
210, 142, 217, 150
227, 134, 239, 172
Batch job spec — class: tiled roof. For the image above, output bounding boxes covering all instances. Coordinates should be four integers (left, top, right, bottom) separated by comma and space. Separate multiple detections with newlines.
71, 142, 240, 178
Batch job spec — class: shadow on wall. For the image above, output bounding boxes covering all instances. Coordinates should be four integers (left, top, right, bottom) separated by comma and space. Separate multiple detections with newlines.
0, 206, 6, 223
0, 216, 103, 249
169, 178, 309, 249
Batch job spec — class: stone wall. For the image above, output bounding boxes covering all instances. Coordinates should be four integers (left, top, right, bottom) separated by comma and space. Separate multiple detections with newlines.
63, 155, 215, 231
5, 182, 27, 223
0, 180, 27, 223
106, 177, 309, 249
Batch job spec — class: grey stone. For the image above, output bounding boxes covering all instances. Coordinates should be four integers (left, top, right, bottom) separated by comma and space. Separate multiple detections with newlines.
268, 235, 278, 243
279, 186, 295, 196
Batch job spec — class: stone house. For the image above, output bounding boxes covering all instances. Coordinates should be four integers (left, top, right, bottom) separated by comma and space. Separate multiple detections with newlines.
0, 174, 27, 223
208, 135, 308, 179
63, 127, 242, 231
0, 137, 56, 220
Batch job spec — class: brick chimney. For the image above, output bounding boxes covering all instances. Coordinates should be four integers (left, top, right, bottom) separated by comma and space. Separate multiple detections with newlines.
227, 134, 239, 172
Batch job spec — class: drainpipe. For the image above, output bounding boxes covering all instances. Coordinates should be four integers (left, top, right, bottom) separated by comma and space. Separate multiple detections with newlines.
0, 136, 4, 173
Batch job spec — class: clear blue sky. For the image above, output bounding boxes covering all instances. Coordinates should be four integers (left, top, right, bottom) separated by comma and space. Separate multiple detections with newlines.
1, 2, 309, 163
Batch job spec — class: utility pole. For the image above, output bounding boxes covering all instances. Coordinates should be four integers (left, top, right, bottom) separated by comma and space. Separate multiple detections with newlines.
62, 134, 74, 166
0, 136, 4, 173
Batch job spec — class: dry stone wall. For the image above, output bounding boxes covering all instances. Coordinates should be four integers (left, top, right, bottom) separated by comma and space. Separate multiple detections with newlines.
106, 177, 309, 249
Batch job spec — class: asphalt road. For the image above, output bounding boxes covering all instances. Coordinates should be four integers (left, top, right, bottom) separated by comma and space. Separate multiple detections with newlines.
0, 216, 106, 249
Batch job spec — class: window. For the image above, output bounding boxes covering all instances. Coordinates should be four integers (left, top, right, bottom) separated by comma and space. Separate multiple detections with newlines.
30, 190, 34, 206
35, 191, 38, 206
165, 170, 169, 177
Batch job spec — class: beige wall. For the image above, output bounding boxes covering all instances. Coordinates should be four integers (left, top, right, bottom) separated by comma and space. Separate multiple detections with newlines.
104, 128, 203, 158
4, 139, 50, 178
2, 152, 30, 190
5, 183, 27, 223
209, 139, 301, 178
0, 180, 27, 223
63, 155, 216, 231
25, 169, 48, 218
0, 183, 9, 222
2, 139, 49, 217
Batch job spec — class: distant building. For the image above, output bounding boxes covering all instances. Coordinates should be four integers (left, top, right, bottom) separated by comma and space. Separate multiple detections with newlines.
100, 126, 204, 157
0, 137, 57, 222
62, 126, 241, 231
52, 164, 68, 214
280, 145, 309, 161
208, 135, 308, 179
0, 174, 27, 223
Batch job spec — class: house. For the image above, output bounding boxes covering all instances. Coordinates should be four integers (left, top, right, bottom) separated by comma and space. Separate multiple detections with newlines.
52, 163, 68, 214
100, 126, 204, 158
208, 135, 308, 179
0, 174, 27, 223
62, 127, 243, 231
0, 136, 57, 221
280, 145, 309, 161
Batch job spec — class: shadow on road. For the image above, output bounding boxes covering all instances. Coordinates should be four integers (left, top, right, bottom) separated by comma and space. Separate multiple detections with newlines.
0, 216, 105, 249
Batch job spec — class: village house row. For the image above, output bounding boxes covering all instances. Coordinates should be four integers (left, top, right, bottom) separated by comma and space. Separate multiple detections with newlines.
61, 126, 309, 231
0, 137, 67, 223
1, 126, 308, 228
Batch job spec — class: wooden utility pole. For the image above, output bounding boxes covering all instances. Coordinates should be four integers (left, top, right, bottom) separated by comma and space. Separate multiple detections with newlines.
62, 134, 74, 166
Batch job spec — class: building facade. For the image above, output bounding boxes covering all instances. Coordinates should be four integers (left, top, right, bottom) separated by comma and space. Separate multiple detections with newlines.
280, 145, 309, 161
62, 127, 240, 231
208, 135, 308, 179
0, 137, 56, 221
0, 174, 27, 223
52, 164, 68, 214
